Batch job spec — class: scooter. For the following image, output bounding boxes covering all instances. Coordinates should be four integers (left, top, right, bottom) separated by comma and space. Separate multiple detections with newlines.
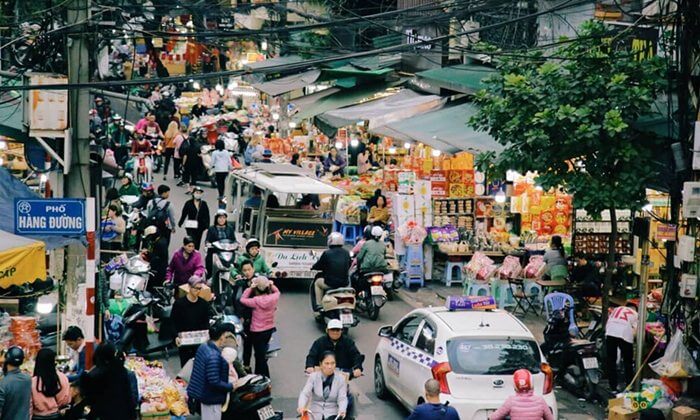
209, 240, 237, 311
146, 134, 163, 173
354, 271, 387, 321
223, 375, 282, 420
310, 275, 358, 330
108, 253, 150, 298
118, 287, 175, 357
542, 309, 602, 400
381, 271, 403, 301
200, 144, 219, 188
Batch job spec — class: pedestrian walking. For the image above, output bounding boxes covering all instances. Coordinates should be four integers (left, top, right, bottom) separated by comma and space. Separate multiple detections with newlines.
0, 346, 31, 420
239, 276, 279, 378
146, 185, 177, 245
211, 139, 233, 200
171, 276, 213, 367
297, 352, 348, 420
606, 305, 638, 392
178, 186, 210, 250
80, 343, 138, 420
162, 121, 179, 180
173, 124, 187, 179
187, 322, 237, 420
31, 348, 71, 420
165, 236, 206, 287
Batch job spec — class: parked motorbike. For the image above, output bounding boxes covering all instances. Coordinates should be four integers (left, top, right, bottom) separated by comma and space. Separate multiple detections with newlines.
209, 240, 237, 311
354, 272, 387, 321
108, 253, 150, 298
542, 308, 601, 400
309, 275, 358, 330
118, 287, 175, 357
223, 375, 282, 420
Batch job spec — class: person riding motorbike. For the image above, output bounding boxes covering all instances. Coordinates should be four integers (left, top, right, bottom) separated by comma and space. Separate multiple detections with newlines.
489, 369, 554, 420
230, 238, 271, 278
311, 232, 351, 312
204, 209, 236, 274
350, 226, 372, 271
133, 183, 155, 210
355, 226, 388, 291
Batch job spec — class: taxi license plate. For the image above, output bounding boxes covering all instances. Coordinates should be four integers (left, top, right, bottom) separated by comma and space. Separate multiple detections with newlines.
583, 357, 599, 369
340, 313, 354, 325
257, 405, 276, 420
371, 285, 386, 296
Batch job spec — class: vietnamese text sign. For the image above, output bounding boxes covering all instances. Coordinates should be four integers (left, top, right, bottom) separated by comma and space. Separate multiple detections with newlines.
655, 224, 677, 242
15, 198, 86, 235
264, 220, 331, 248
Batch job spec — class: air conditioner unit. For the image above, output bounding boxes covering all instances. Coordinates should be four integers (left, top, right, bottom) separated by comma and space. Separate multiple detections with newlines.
682, 182, 700, 218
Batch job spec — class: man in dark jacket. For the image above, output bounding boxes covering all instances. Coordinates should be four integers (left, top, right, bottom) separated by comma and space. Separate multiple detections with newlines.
305, 319, 363, 378
311, 232, 351, 311
0, 346, 31, 420
187, 322, 237, 419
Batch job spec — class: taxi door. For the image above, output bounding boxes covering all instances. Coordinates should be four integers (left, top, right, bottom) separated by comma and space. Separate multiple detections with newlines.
385, 315, 423, 404
402, 320, 438, 405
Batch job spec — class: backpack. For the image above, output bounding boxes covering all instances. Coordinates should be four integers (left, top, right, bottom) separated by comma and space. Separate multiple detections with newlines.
178, 138, 190, 158
146, 200, 170, 230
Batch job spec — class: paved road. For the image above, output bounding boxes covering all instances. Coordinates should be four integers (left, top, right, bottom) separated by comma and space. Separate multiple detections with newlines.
159, 174, 599, 419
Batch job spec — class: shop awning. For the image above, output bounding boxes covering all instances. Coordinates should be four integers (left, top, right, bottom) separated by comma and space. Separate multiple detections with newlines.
416, 63, 497, 94
0, 230, 46, 288
289, 80, 405, 124
316, 89, 446, 130
371, 102, 502, 155
244, 55, 305, 72
251, 69, 321, 97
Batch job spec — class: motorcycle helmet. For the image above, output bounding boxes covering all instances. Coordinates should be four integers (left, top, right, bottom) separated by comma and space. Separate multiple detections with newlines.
363, 226, 373, 240
215, 209, 227, 217
513, 369, 532, 393
143, 225, 158, 237
141, 182, 154, 192
112, 114, 122, 122
371, 226, 384, 240
328, 232, 344, 247
245, 238, 261, 252
4, 346, 25, 366
262, 149, 273, 158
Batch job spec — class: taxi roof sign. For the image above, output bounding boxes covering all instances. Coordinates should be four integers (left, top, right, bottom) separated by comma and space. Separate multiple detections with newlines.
445, 295, 497, 311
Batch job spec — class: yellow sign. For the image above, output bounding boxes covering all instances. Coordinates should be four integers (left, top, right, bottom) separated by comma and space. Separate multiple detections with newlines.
0, 239, 46, 288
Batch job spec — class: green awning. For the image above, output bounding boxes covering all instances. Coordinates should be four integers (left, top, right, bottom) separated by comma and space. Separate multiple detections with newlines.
370, 102, 502, 155
416, 64, 497, 94
289, 80, 404, 124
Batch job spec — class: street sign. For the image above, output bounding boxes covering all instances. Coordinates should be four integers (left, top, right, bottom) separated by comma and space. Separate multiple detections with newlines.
14, 198, 86, 236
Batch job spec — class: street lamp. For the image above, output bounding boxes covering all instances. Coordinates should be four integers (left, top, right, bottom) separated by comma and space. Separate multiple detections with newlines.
431, 149, 441, 157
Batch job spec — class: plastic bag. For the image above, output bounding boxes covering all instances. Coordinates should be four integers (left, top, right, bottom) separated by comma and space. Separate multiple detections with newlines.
649, 330, 700, 378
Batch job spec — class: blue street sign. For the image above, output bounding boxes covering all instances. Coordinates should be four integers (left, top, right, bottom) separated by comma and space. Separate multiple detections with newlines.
14, 198, 86, 236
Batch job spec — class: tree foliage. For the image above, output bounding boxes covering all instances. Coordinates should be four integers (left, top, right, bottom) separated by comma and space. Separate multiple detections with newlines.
469, 21, 666, 217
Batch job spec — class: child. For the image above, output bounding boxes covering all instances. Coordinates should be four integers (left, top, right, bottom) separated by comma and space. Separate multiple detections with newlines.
221, 347, 240, 412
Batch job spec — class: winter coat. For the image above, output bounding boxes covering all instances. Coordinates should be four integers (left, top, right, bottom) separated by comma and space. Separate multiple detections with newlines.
298, 371, 347, 420
489, 390, 554, 420
240, 285, 280, 332
305, 335, 364, 372
187, 341, 233, 405
231, 253, 270, 277
31, 372, 71, 417
205, 223, 235, 244
311, 247, 351, 289
178, 199, 210, 232
166, 249, 206, 285
0, 369, 31, 420
118, 183, 140, 197
357, 239, 388, 273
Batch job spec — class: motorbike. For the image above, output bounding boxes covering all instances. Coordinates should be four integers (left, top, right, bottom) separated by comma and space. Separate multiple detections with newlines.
542, 309, 602, 400
108, 253, 150, 298
381, 271, 403, 301
354, 271, 387, 321
146, 134, 163, 173
200, 144, 219, 188
121, 195, 144, 251
118, 287, 176, 357
223, 375, 283, 420
310, 275, 358, 330
209, 240, 237, 311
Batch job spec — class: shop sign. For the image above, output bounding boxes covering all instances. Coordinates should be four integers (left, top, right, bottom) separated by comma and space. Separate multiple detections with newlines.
266, 249, 320, 270
430, 170, 447, 183
398, 171, 416, 194
264, 220, 331, 248
431, 182, 448, 197
14, 198, 85, 236
656, 224, 677, 242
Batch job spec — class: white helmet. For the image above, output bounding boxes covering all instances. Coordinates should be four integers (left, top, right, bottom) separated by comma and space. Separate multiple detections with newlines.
371, 226, 384, 239
328, 232, 344, 247
143, 225, 157, 237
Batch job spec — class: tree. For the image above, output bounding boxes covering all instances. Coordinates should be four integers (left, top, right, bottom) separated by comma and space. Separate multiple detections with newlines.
469, 21, 666, 325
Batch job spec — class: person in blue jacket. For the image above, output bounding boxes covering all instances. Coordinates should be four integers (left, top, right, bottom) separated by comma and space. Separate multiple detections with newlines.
407, 379, 460, 420
187, 322, 238, 420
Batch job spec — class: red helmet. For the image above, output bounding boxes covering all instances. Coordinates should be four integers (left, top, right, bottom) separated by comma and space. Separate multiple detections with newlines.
513, 369, 532, 392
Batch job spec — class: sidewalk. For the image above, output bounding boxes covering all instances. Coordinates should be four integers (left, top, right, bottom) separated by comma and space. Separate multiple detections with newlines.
395, 280, 606, 420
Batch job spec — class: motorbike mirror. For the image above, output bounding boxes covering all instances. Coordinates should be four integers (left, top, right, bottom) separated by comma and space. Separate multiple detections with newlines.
378, 325, 393, 338
271, 262, 278, 268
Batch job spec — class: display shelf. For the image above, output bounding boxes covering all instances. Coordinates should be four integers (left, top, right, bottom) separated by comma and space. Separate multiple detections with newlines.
572, 209, 633, 256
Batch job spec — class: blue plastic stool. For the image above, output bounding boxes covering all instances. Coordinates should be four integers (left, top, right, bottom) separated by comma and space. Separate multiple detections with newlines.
491, 279, 516, 309
465, 280, 490, 296
404, 245, 424, 288
335, 223, 361, 244
443, 261, 464, 287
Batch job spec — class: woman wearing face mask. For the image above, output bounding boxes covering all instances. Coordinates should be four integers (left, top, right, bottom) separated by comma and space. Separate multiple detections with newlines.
239, 276, 280, 378
165, 236, 206, 287
204, 209, 235, 274
297, 351, 348, 420
177, 186, 210, 250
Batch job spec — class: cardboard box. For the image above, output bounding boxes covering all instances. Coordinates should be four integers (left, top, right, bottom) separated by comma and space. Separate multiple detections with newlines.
609, 406, 640, 420
673, 406, 700, 420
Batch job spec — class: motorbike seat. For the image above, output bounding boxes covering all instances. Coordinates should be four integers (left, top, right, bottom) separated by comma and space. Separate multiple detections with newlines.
325, 287, 355, 296
570, 338, 594, 348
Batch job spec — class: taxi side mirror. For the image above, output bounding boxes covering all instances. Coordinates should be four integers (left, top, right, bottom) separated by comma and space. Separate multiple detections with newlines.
378, 325, 393, 338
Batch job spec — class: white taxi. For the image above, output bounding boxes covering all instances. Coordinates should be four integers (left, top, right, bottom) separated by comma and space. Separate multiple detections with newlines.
373, 298, 558, 419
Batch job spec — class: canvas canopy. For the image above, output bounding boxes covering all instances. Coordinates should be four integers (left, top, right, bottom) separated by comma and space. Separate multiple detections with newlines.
0, 230, 46, 288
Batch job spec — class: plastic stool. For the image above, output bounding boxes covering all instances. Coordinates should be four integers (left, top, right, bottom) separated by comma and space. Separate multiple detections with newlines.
491, 279, 516, 309
523, 280, 543, 307
443, 261, 464, 287
337, 223, 361, 244
465, 280, 490, 296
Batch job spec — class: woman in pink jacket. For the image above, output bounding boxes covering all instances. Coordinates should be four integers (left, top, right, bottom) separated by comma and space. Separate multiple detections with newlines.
31, 348, 71, 419
490, 369, 554, 420
240, 275, 280, 379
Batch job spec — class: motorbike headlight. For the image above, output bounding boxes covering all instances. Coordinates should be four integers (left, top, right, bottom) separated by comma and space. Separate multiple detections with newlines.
221, 252, 233, 261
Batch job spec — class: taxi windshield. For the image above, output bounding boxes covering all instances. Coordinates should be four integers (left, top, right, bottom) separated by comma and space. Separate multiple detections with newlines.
446, 338, 541, 375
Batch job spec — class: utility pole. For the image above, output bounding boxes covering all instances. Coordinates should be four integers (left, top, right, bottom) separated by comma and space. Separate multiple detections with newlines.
65, 0, 97, 368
